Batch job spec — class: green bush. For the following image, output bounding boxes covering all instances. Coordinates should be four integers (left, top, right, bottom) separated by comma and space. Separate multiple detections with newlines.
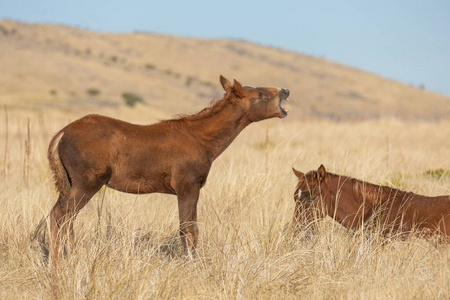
122, 92, 144, 107
87, 88, 101, 97
424, 168, 449, 179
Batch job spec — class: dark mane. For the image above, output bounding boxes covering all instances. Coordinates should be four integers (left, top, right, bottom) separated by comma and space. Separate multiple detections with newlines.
165, 92, 233, 123
326, 172, 408, 206
349, 175, 407, 205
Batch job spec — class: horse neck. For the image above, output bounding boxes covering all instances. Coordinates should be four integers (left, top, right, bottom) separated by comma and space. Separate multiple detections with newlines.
352, 177, 409, 207
185, 101, 250, 160
322, 174, 369, 228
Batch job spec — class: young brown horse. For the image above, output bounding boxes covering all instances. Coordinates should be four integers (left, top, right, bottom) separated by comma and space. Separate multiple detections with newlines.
292, 165, 450, 239
44, 75, 289, 266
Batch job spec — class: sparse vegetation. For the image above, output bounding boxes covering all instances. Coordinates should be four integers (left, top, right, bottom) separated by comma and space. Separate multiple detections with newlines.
0, 24, 16, 35
184, 75, 216, 89
254, 140, 276, 151
86, 88, 101, 97
0, 20, 449, 120
0, 24, 8, 35
424, 168, 449, 179
1, 110, 449, 298
384, 171, 410, 188
161, 68, 182, 79
185, 75, 194, 87
122, 92, 144, 107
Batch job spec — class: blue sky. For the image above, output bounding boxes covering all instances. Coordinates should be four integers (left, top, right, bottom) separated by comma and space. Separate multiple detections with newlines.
1, 0, 450, 96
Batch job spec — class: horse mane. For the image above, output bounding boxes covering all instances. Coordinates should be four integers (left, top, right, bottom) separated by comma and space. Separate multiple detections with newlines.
327, 172, 407, 206
352, 178, 400, 205
165, 90, 235, 123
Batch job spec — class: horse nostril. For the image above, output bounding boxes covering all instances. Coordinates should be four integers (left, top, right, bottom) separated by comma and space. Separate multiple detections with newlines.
281, 88, 290, 98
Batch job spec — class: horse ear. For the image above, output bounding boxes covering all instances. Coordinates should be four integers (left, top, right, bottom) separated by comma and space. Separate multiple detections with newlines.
233, 79, 245, 99
317, 164, 326, 182
220, 75, 231, 92
292, 167, 304, 179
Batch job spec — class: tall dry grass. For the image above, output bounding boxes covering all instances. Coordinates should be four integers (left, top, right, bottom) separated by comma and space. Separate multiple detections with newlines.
0, 107, 449, 299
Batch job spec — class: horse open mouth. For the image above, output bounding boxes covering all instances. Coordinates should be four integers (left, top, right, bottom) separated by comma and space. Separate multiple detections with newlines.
279, 97, 289, 117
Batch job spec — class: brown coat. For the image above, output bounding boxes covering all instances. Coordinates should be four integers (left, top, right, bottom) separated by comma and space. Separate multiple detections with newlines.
292, 165, 450, 239
45, 75, 290, 268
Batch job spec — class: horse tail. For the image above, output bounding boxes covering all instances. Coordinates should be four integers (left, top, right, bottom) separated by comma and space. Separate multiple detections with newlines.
48, 131, 70, 198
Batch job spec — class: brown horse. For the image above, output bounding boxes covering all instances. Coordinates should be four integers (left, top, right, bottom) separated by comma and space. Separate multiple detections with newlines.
43, 75, 289, 265
292, 165, 450, 239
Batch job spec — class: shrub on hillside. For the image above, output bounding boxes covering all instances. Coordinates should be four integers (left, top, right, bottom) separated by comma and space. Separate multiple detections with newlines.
87, 88, 101, 97
424, 168, 449, 179
122, 92, 144, 107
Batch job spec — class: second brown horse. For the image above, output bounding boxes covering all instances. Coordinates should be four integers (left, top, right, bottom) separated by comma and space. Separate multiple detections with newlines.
292, 165, 450, 239
46, 75, 290, 266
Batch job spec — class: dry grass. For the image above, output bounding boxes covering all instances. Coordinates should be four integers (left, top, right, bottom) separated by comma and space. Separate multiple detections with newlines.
0, 107, 449, 299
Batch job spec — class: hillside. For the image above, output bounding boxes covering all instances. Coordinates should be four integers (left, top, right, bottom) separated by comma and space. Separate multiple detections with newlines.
1, 19, 449, 121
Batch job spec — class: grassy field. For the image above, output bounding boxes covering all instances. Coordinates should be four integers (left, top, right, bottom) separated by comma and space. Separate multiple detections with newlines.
0, 106, 449, 299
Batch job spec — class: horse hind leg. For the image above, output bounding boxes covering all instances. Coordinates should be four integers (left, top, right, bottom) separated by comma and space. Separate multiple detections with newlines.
50, 190, 77, 265
30, 187, 71, 263
49, 184, 102, 265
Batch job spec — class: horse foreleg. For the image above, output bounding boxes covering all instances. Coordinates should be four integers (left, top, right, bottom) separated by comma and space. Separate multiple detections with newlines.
177, 188, 200, 256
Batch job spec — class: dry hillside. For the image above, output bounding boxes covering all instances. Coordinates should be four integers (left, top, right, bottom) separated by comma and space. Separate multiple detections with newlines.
1, 19, 449, 121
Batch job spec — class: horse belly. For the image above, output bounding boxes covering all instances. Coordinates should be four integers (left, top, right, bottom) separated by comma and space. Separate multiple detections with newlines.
106, 164, 173, 195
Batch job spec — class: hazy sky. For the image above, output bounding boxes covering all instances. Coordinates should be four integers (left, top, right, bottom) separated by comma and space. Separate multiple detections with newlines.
2, 0, 449, 96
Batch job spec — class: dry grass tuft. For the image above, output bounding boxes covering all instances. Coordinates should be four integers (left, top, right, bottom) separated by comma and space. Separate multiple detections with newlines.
0, 109, 449, 298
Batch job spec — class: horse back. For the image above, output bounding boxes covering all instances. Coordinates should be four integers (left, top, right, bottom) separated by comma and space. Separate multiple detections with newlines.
59, 114, 207, 158
56, 114, 212, 194
409, 194, 450, 233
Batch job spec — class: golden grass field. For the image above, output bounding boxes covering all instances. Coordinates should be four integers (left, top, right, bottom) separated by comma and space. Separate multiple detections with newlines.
0, 104, 449, 299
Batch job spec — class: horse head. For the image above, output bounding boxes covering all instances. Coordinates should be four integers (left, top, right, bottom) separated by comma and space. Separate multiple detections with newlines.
220, 75, 289, 122
292, 165, 328, 203
291, 165, 331, 227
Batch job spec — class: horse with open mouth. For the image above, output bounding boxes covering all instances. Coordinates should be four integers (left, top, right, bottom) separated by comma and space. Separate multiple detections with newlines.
37, 75, 290, 271
291, 165, 450, 240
